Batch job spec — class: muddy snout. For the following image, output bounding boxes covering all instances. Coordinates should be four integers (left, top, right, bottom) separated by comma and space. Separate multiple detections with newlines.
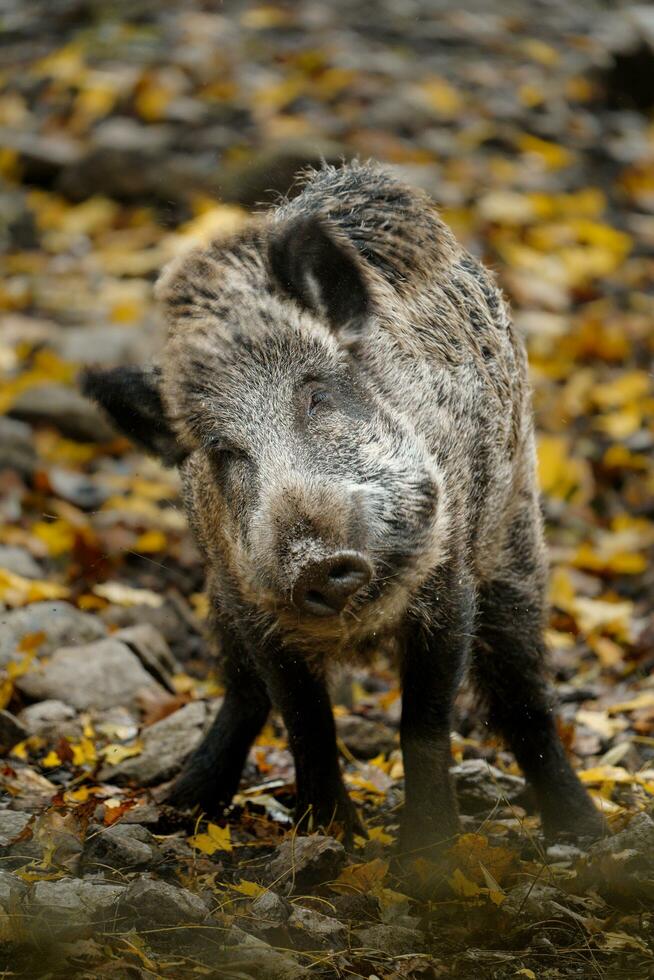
292, 551, 372, 617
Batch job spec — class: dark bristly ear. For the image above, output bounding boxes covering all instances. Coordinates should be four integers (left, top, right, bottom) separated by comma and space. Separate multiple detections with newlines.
268, 215, 371, 333
81, 366, 187, 466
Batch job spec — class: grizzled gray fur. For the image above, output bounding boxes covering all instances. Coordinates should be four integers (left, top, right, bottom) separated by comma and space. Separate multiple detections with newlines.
84, 161, 604, 854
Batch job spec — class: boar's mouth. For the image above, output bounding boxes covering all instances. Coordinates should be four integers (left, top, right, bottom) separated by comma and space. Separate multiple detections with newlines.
291, 550, 372, 617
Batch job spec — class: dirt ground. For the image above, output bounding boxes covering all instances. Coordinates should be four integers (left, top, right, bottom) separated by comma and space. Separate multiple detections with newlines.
0, 1, 653, 977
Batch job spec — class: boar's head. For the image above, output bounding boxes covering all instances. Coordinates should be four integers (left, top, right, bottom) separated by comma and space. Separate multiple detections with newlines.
83, 217, 444, 627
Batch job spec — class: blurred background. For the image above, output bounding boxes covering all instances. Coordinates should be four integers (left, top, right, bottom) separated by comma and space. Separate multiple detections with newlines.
1, 2, 654, 974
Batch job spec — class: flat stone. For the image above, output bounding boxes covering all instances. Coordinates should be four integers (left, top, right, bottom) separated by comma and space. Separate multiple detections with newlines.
502, 882, 570, 922
17, 637, 167, 710
251, 890, 291, 926
114, 623, 179, 693
17, 699, 81, 741
9, 383, 115, 442
267, 835, 347, 892
451, 759, 527, 813
288, 904, 348, 949
82, 823, 159, 873
0, 709, 28, 753
223, 927, 308, 980
0, 417, 36, 477
0, 811, 32, 847
0, 546, 42, 579
335, 714, 397, 759
354, 923, 426, 956
99, 700, 207, 785
29, 877, 124, 939
0, 869, 28, 907
117, 877, 210, 928
589, 812, 654, 862
0, 601, 106, 668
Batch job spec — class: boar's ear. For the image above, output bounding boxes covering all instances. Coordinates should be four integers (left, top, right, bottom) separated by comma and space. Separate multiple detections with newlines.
82, 366, 187, 466
268, 215, 371, 333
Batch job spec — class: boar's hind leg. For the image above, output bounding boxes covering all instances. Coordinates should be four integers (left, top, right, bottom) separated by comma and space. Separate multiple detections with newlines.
473, 580, 604, 841
399, 589, 473, 857
166, 656, 270, 814
263, 653, 362, 841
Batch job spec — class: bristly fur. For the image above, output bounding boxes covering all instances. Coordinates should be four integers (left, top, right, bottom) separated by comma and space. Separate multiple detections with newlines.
154, 160, 537, 657
84, 160, 604, 845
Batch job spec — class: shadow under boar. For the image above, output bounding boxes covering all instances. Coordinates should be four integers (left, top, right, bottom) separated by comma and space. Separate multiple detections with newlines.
83, 161, 604, 855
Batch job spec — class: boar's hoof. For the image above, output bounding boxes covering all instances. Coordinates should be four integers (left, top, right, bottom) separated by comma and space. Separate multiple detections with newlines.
292, 551, 372, 617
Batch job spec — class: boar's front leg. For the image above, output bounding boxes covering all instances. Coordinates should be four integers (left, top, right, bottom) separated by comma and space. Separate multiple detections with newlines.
166, 646, 270, 814
399, 581, 474, 858
473, 580, 604, 841
263, 652, 362, 841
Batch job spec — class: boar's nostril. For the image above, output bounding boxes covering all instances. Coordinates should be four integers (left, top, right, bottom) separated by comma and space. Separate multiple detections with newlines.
292, 552, 372, 617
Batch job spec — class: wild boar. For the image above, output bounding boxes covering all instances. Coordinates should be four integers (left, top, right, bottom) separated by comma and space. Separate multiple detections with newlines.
84, 161, 604, 854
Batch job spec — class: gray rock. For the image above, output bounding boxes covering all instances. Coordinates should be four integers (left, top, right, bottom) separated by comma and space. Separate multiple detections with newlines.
29, 877, 124, 939
46, 467, 109, 510
0, 811, 41, 869
17, 699, 81, 741
451, 759, 527, 813
0, 710, 28, 752
17, 637, 167, 710
223, 927, 308, 980
117, 877, 210, 928
288, 904, 348, 949
99, 700, 207, 785
0, 869, 28, 907
502, 882, 568, 922
52, 324, 156, 368
114, 623, 179, 693
335, 714, 396, 759
251, 890, 291, 926
0, 601, 106, 668
589, 812, 654, 861
267, 835, 346, 892
354, 923, 426, 956
82, 823, 159, 873
9, 383, 115, 442
0, 811, 32, 847
0, 546, 41, 579
0, 417, 36, 477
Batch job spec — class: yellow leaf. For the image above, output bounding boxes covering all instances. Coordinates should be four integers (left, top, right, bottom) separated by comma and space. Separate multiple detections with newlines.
516, 970, 537, 979
93, 582, 163, 608
32, 520, 75, 558
367, 826, 396, 846
517, 134, 573, 170
70, 737, 97, 767
592, 370, 650, 408
133, 530, 167, 553
188, 822, 232, 855
606, 692, 654, 714
0, 568, 70, 607
41, 750, 62, 768
231, 879, 266, 898
100, 741, 143, 765
537, 436, 592, 502
332, 858, 388, 896
449, 868, 483, 898
418, 76, 463, 118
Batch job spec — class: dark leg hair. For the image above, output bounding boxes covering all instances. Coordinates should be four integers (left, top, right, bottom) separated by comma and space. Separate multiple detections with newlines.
472, 579, 604, 840
263, 651, 362, 841
399, 574, 474, 857
166, 648, 270, 814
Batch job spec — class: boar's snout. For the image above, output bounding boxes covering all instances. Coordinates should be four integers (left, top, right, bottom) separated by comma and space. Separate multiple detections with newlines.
292, 551, 372, 617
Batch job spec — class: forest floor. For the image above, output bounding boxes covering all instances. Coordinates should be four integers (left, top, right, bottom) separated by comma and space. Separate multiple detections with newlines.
1, 1, 653, 978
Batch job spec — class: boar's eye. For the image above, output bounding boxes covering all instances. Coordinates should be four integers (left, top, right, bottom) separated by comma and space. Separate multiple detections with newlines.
308, 390, 331, 417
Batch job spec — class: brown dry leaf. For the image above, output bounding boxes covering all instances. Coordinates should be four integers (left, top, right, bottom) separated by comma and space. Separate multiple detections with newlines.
332, 857, 389, 896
